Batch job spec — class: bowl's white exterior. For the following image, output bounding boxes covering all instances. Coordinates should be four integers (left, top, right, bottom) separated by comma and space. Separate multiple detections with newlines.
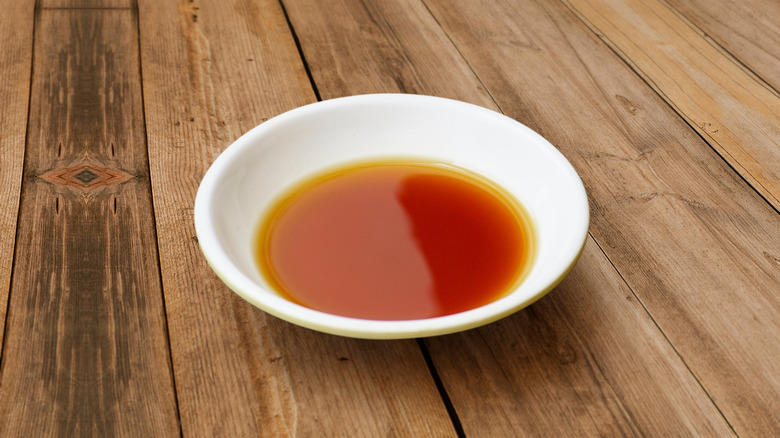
194, 94, 588, 339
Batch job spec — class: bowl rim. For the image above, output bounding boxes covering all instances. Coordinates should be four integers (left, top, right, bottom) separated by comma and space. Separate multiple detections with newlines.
194, 93, 589, 339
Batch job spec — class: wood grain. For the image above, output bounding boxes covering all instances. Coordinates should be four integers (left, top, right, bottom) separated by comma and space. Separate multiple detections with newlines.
665, 0, 780, 90
138, 0, 455, 435
0, 9, 179, 436
0, 0, 33, 353
428, 241, 732, 436
281, 0, 494, 105
562, 0, 780, 211
41, 0, 133, 9
283, 0, 733, 435
422, 0, 780, 435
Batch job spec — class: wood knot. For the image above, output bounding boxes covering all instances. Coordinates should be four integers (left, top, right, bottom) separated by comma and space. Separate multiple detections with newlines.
615, 94, 639, 115
763, 252, 780, 271
558, 346, 577, 364
38, 163, 135, 192
74, 169, 99, 183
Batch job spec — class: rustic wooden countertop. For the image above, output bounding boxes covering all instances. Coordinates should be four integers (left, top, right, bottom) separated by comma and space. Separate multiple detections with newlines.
1, 0, 778, 436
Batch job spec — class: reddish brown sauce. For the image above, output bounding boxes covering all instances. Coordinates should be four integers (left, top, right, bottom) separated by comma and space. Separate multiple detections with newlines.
256, 162, 534, 320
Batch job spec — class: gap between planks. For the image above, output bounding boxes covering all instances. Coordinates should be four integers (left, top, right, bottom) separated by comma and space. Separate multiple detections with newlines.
278, 0, 321, 101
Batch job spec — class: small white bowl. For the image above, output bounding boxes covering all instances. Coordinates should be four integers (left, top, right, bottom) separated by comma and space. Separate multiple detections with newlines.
194, 94, 588, 339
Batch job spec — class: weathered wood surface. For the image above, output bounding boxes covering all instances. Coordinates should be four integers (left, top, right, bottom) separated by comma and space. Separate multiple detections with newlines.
41, 0, 133, 9
422, 0, 780, 435
665, 0, 780, 91
0, 8, 179, 436
428, 241, 733, 436
280, 0, 494, 106
1, 0, 778, 435
563, 0, 780, 212
138, 0, 455, 435
282, 0, 747, 435
0, 0, 33, 352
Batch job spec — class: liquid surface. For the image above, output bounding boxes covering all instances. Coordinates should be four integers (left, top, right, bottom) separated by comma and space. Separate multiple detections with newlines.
256, 162, 534, 320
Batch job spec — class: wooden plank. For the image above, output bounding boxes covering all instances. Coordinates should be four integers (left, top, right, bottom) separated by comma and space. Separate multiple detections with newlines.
665, 0, 780, 91
0, 9, 179, 436
421, 0, 780, 435
0, 0, 33, 352
561, 0, 780, 211
41, 0, 133, 9
137, 0, 456, 435
282, 0, 733, 435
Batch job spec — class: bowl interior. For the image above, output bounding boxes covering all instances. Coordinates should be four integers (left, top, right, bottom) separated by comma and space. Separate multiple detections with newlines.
196, 94, 588, 338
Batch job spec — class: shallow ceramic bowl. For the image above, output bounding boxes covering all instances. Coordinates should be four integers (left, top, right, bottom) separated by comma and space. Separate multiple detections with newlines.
194, 94, 588, 339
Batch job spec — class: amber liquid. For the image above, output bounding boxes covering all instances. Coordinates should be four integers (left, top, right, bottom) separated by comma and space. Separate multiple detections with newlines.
256, 161, 535, 320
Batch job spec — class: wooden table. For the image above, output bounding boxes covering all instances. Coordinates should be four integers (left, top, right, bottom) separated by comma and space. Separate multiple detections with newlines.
1, 0, 778, 436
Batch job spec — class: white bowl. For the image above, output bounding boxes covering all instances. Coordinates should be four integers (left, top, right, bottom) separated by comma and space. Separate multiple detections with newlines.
194, 94, 588, 339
